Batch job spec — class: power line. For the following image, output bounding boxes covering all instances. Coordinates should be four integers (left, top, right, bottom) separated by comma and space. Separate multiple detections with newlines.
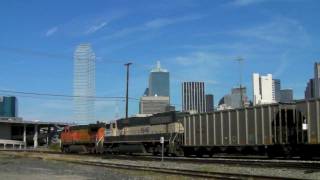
0, 89, 139, 101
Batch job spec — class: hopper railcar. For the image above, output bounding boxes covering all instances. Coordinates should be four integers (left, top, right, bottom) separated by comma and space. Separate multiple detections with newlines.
182, 99, 320, 158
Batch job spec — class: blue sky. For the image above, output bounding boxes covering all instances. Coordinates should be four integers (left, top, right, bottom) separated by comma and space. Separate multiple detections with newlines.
0, 0, 319, 122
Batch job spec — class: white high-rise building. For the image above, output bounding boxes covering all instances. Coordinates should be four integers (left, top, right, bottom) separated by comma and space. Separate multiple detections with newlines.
73, 44, 96, 124
253, 73, 274, 105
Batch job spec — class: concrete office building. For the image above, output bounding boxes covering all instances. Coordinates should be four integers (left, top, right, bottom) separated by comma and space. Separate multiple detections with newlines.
253, 73, 274, 105
272, 79, 281, 102
73, 44, 96, 124
139, 96, 170, 115
305, 78, 314, 100
206, 94, 214, 112
280, 89, 293, 103
218, 87, 249, 110
148, 61, 169, 97
182, 82, 206, 113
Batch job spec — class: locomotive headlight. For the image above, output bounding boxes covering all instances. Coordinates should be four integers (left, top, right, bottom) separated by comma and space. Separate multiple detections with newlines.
302, 123, 308, 130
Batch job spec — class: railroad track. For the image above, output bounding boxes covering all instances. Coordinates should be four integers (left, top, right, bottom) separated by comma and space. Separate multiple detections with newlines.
0, 150, 297, 180
67, 160, 298, 180
99, 153, 320, 171
2, 149, 320, 169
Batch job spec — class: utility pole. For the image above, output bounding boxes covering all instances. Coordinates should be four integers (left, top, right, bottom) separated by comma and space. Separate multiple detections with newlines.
235, 57, 244, 108
124, 62, 132, 119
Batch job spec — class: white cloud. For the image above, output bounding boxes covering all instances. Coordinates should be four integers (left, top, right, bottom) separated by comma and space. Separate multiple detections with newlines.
174, 51, 228, 67
105, 14, 204, 39
233, 17, 310, 46
45, 26, 58, 37
85, 21, 108, 34
145, 14, 204, 29
230, 0, 267, 6
165, 51, 230, 86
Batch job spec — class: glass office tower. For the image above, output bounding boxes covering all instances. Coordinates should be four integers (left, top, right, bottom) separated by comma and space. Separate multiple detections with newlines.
73, 44, 96, 124
0, 96, 18, 117
148, 61, 169, 97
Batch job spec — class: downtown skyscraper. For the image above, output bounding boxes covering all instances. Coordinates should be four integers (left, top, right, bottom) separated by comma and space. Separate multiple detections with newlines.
182, 82, 206, 113
148, 61, 170, 97
139, 61, 170, 115
73, 44, 96, 124
252, 73, 274, 105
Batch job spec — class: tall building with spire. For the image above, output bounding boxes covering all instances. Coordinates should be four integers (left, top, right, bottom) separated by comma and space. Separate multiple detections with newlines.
148, 61, 170, 97
139, 61, 170, 115
73, 44, 96, 124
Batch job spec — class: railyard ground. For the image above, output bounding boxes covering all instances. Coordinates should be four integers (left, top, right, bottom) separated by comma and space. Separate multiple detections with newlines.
0, 151, 320, 180
0, 153, 189, 180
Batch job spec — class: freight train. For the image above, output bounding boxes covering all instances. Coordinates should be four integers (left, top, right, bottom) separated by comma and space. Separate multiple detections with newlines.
60, 99, 320, 158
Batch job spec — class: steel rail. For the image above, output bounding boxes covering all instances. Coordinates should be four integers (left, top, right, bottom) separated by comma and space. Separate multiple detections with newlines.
0, 150, 298, 180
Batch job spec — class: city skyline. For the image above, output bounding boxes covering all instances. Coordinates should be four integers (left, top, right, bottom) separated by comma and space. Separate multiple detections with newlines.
0, 1, 320, 122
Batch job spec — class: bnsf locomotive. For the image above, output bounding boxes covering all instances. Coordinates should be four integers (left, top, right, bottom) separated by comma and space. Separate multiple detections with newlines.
104, 111, 186, 156
61, 99, 320, 158
60, 124, 105, 153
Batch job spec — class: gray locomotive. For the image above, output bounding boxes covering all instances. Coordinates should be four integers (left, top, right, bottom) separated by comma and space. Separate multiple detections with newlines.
104, 98, 320, 158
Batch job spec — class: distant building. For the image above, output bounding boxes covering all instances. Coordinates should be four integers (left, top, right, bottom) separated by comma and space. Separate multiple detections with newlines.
314, 62, 320, 98
253, 73, 274, 105
148, 61, 169, 97
143, 88, 149, 96
272, 79, 281, 102
73, 43, 96, 124
139, 61, 170, 115
280, 89, 293, 103
0, 96, 18, 117
139, 96, 170, 115
206, 94, 214, 112
218, 87, 249, 110
305, 78, 314, 100
182, 82, 206, 113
